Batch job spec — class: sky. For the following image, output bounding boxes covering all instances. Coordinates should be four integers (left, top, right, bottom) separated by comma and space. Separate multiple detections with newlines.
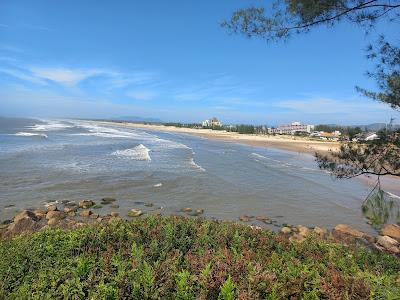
0, 0, 399, 125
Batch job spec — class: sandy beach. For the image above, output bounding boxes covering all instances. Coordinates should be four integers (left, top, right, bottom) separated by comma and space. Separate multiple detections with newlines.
96, 121, 340, 155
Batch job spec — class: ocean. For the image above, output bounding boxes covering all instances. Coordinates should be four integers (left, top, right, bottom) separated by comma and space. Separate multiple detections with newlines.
0, 117, 389, 233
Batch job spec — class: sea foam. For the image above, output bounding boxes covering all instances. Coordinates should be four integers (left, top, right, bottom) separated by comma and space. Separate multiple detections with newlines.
14, 132, 48, 138
112, 144, 151, 161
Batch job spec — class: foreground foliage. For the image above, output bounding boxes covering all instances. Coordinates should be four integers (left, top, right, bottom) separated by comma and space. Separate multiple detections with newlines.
0, 216, 399, 299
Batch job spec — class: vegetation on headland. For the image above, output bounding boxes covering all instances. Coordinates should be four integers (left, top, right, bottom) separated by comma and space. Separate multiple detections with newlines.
0, 216, 399, 299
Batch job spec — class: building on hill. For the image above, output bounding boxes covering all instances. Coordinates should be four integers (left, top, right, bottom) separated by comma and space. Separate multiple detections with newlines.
268, 122, 314, 135
202, 117, 222, 127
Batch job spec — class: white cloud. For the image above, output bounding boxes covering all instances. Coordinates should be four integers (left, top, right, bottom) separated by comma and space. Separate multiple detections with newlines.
30, 67, 105, 86
126, 90, 156, 100
0, 67, 47, 85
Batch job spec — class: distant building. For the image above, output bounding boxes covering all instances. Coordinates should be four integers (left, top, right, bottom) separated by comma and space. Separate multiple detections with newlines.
310, 130, 342, 141
202, 117, 222, 127
268, 122, 314, 135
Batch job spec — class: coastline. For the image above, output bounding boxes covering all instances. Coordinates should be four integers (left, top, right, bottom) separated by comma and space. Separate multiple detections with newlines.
92, 120, 400, 196
93, 121, 340, 155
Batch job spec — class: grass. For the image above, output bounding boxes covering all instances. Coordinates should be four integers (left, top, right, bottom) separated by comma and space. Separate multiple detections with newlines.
0, 216, 399, 299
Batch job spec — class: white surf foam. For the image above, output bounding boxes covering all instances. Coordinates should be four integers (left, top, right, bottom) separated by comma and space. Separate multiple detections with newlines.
28, 120, 73, 132
154, 183, 163, 187
14, 132, 48, 138
112, 144, 151, 161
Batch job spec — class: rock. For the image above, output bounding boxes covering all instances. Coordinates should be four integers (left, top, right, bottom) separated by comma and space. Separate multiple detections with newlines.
64, 206, 77, 213
90, 213, 99, 219
297, 225, 310, 237
280, 227, 292, 234
33, 210, 47, 219
144, 202, 154, 207
68, 212, 76, 217
110, 204, 120, 209
5, 217, 41, 237
47, 218, 59, 226
381, 224, 400, 242
181, 207, 192, 213
110, 212, 119, 217
101, 197, 116, 204
256, 216, 272, 224
239, 215, 251, 222
333, 224, 365, 238
79, 200, 95, 209
14, 210, 39, 223
46, 211, 66, 220
80, 210, 92, 217
289, 234, 305, 243
376, 235, 400, 254
47, 204, 58, 212
196, 208, 204, 215
313, 226, 328, 236
128, 209, 143, 217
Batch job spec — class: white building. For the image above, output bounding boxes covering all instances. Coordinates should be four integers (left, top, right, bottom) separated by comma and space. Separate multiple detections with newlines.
202, 117, 222, 127
268, 122, 314, 135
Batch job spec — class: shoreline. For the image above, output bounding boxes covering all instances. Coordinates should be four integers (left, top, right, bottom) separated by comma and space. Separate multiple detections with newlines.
93, 121, 341, 155
92, 120, 400, 195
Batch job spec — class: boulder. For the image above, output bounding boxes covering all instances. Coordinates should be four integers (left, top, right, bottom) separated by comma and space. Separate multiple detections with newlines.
110, 204, 120, 209
128, 209, 143, 217
380, 224, 400, 242
46, 211, 66, 220
110, 212, 119, 217
33, 210, 47, 219
297, 225, 310, 237
239, 215, 251, 222
376, 235, 400, 254
79, 200, 95, 209
47, 218, 60, 226
80, 210, 92, 217
280, 227, 292, 234
101, 197, 116, 204
14, 210, 39, 223
181, 207, 192, 213
144, 202, 154, 207
314, 226, 328, 236
333, 224, 365, 238
289, 233, 305, 243
47, 204, 58, 212
64, 206, 78, 213
196, 208, 204, 215
5, 217, 41, 237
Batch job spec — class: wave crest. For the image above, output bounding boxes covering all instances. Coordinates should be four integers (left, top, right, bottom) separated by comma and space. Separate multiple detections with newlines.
111, 144, 151, 161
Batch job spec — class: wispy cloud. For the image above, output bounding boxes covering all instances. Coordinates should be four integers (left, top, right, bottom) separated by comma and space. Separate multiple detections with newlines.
0, 67, 47, 85
30, 67, 105, 86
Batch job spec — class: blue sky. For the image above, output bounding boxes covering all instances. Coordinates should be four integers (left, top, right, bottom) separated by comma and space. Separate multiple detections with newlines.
0, 0, 398, 125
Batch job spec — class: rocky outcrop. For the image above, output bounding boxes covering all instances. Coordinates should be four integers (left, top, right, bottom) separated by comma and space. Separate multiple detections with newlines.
297, 225, 310, 237
333, 224, 366, 238
313, 226, 328, 236
47, 204, 58, 212
280, 227, 291, 234
380, 224, 400, 242
128, 209, 143, 217
376, 235, 400, 254
79, 200, 95, 209
46, 211, 66, 220
181, 207, 192, 213
80, 210, 92, 217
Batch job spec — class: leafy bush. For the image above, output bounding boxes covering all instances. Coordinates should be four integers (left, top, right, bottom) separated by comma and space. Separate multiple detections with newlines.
0, 216, 399, 299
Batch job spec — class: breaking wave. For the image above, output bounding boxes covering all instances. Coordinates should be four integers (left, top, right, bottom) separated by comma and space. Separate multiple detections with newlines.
14, 132, 48, 138
111, 144, 151, 161
28, 120, 73, 131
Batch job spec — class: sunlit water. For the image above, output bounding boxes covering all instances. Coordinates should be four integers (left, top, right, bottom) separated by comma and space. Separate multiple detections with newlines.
0, 117, 392, 233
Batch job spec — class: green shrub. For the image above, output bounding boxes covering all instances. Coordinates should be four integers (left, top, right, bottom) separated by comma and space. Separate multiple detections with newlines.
0, 216, 399, 299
